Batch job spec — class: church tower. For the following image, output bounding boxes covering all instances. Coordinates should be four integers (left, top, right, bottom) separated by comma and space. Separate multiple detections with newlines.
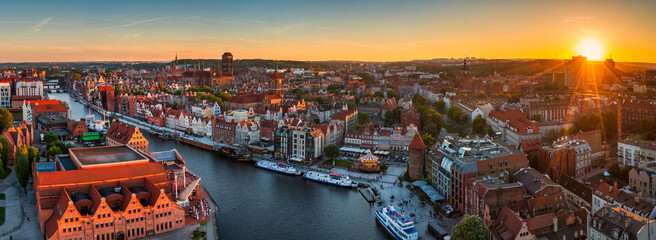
270, 71, 284, 97
222, 52, 233, 76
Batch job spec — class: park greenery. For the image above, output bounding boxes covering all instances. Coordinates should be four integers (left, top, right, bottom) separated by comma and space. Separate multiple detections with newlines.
452, 215, 488, 240
43, 132, 72, 158
0, 109, 12, 132
412, 94, 444, 147
324, 144, 340, 162
545, 111, 619, 143
354, 112, 371, 130
15, 145, 30, 188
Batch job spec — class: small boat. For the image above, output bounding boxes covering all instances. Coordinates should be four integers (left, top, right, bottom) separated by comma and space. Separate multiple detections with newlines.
255, 161, 301, 175
220, 147, 252, 162
302, 171, 357, 188
375, 205, 418, 240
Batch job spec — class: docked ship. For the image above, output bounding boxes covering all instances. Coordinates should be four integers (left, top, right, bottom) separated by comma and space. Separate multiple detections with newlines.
219, 147, 252, 162
375, 205, 419, 240
302, 171, 357, 188
255, 161, 302, 175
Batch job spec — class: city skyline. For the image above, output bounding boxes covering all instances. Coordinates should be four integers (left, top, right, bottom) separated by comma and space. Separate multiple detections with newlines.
2, 0, 655, 63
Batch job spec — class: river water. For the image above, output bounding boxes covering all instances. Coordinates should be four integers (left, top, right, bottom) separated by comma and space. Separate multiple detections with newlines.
48, 93, 387, 240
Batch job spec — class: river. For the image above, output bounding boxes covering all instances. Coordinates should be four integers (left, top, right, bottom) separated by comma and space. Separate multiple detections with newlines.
48, 93, 387, 240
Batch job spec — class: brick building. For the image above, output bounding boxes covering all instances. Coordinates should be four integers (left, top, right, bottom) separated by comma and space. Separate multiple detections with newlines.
537, 138, 592, 179
32, 146, 209, 240
400, 108, 420, 130
407, 134, 426, 181
487, 109, 541, 147
106, 122, 149, 153
211, 117, 236, 145
428, 136, 529, 212
464, 175, 525, 226
23, 100, 67, 125
2, 122, 33, 165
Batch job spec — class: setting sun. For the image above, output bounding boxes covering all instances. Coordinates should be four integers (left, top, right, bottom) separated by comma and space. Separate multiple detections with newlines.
578, 38, 604, 61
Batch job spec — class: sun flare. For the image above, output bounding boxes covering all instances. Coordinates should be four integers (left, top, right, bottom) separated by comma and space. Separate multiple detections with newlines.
578, 38, 604, 60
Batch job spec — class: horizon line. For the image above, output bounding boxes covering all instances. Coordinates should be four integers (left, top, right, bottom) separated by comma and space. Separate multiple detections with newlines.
1, 57, 652, 65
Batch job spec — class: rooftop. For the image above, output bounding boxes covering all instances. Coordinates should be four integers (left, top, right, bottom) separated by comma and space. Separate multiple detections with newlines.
619, 138, 656, 151
69, 145, 149, 168
435, 136, 519, 163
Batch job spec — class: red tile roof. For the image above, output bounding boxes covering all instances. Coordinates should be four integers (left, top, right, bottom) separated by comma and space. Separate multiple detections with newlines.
106, 121, 137, 144
593, 182, 621, 203
331, 110, 356, 121
526, 213, 555, 233
37, 161, 168, 187
270, 71, 283, 80
408, 134, 426, 150
492, 206, 523, 240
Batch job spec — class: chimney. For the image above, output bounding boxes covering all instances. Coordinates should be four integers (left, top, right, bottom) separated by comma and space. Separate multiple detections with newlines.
553, 214, 558, 232
614, 181, 618, 189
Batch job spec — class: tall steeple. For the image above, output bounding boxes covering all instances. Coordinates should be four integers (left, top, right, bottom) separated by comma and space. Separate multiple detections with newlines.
172, 52, 178, 74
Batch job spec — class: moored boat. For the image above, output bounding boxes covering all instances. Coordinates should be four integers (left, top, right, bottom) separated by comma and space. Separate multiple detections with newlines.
375, 205, 418, 240
220, 147, 252, 162
302, 171, 357, 188
255, 161, 301, 175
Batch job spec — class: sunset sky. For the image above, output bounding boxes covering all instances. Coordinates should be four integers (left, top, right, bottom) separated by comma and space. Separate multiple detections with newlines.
1, 0, 655, 62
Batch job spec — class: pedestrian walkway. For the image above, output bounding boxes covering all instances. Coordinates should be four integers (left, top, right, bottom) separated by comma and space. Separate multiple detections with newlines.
0, 169, 42, 239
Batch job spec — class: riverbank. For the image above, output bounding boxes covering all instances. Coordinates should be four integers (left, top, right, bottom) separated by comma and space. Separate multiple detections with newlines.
53, 91, 417, 239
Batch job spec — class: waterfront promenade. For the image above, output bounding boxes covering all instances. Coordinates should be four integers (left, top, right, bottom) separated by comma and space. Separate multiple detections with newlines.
56, 91, 459, 239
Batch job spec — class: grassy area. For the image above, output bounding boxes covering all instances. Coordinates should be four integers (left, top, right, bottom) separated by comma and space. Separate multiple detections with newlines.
444, 124, 458, 133
323, 159, 355, 168
0, 207, 5, 226
0, 194, 5, 200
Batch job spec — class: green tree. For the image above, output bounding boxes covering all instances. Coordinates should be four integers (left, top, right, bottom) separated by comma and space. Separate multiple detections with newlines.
447, 106, 461, 121
545, 129, 560, 143
312, 97, 324, 105
324, 144, 340, 165
0, 137, 8, 169
345, 100, 356, 110
531, 114, 543, 122
386, 89, 398, 99
452, 215, 488, 240
310, 85, 321, 93
412, 93, 428, 107
0, 108, 13, 131
434, 100, 446, 113
174, 90, 182, 95
357, 72, 375, 84
576, 115, 589, 132
43, 132, 58, 146
373, 91, 384, 98
28, 146, 39, 171
47, 146, 63, 157
458, 114, 469, 125
15, 145, 29, 189
171, 101, 179, 110
589, 113, 602, 130
424, 122, 439, 136
358, 112, 371, 125
472, 115, 487, 135
421, 133, 435, 148
640, 116, 656, 141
